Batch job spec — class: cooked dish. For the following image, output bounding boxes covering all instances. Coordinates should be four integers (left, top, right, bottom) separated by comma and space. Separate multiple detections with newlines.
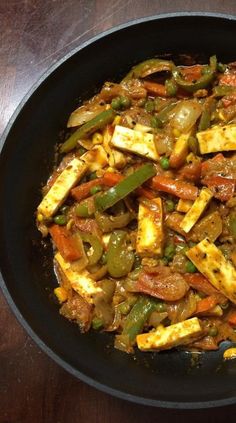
37, 56, 236, 354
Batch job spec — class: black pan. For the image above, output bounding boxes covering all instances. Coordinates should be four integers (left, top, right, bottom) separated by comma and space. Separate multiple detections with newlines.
1, 13, 236, 409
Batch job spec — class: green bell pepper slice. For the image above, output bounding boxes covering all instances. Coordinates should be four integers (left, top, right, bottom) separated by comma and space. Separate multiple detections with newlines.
122, 58, 174, 82
95, 163, 156, 212
95, 210, 132, 233
79, 232, 103, 266
107, 230, 134, 278
198, 97, 216, 131
60, 109, 115, 153
122, 296, 157, 344
172, 55, 217, 93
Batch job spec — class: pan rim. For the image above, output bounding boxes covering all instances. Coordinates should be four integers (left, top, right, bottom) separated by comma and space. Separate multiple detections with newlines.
1, 11, 236, 409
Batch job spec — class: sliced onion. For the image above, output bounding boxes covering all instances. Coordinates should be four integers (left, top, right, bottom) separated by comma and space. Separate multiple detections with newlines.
67, 95, 106, 128
170, 100, 202, 133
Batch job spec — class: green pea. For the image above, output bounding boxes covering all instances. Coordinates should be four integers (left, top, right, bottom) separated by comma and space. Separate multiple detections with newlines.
165, 199, 175, 212
150, 116, 162, 128
145, 100, 155, 113
165, 79, 178, 97
217, 62, 227, 73
92, 317, 103, 330
54, 214, 67, 225
185, 260, 197, 273
208, 326, 218, 337
75, 204, 90, 217
164, 243, 176, 261
156, 302, 167, 312
90, 185, 102, 195
188, 136, 199, 155
111, 97, 122, 110
120, 96, 131, 109
160, 156, 170, 170
78, 147, 87, 156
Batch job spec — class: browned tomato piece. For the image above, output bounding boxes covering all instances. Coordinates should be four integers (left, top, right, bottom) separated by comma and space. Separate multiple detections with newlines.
136, 266, 189, 301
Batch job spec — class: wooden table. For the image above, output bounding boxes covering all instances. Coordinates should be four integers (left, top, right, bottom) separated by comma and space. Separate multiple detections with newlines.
1, 1, 236, 421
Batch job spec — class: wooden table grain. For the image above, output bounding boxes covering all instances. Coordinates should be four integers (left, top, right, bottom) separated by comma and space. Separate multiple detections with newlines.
1, 1, 236, 422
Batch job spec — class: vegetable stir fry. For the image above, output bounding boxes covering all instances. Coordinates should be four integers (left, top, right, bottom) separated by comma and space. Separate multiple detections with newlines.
37, 56, 236, 354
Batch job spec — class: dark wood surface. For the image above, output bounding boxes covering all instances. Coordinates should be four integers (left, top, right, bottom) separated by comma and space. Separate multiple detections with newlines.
1, 1, 236, 421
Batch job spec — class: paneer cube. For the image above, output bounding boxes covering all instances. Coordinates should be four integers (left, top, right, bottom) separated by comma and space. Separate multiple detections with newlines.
38, 158, 87, 218
55, 252, 102, 304
80, 145, 108, 172
180, 187, 213, 233
136, 198, 164, 257
176, 199, 193, 213
137, 317, 202, 351
197, 124, 236, 154
186, 238, 236, 304
111, 125, 159, 161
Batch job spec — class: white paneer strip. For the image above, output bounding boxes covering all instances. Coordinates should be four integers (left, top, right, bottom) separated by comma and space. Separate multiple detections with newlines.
137, 318, 202, 351
103, 126, 127, 169
197, 124, 236, 154
38, 158, 87, 218
176, 199, 193, 213
55, 253, 102, 304
110, 125, 159, 161
136, 198, 164, 257
180, 187, 213, 233
186, 238, 236, 304
80, 145, 108, 172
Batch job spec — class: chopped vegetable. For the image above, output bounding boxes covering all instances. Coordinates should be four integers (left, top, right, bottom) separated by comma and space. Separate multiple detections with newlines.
71, 178, 102, 202
122, 58, 174, 81
60, 109, 115, 153
107, 230, 134, 278
151, 176, 198, 200
172, 55, 217, 93
169, 132, 191, 168
121, 296, 158, 347
95, 163, 156, 212
136, 266, 189, 301
49, 225, 82, 262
